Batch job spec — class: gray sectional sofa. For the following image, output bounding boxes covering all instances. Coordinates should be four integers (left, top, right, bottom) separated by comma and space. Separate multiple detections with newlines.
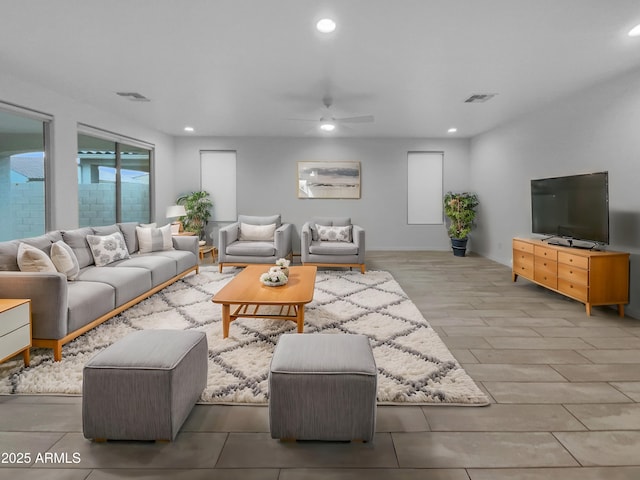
0, 223, 199, 361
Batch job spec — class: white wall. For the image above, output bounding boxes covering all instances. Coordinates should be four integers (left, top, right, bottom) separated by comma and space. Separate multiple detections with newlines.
470, 66, 640, 319
0, 72, 176, 229
174, 136, 471, 250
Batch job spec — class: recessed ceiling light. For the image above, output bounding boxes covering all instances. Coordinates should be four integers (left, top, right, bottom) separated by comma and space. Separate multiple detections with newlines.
184, 126, 194, 132
316, 18, 336, 33
320, 122, 336, 132
629, 24, 640, 36
448, 127, 457, 133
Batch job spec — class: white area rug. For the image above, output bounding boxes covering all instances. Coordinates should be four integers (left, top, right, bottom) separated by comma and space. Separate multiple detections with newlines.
1, 268, 488, 405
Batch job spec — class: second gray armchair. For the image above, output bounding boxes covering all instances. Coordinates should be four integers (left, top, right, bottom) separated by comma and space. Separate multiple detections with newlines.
301, 217, 365, 274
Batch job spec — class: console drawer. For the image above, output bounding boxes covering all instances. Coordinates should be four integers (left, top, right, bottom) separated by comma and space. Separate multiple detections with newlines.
558, 263, 588, 286
558, 278, 588, 302
535, 270, 557, 289
513, 240, 534, 254
534, 245, 558, 261
513, 252, 534, 278
558, 252, 589, 270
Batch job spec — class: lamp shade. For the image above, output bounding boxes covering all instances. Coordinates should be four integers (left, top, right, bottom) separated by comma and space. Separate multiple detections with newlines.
166, 205, 186, 218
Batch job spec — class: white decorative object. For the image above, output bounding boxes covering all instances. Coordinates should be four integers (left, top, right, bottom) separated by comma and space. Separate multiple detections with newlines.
260, 266, 288, 286
275, 258, 290, 276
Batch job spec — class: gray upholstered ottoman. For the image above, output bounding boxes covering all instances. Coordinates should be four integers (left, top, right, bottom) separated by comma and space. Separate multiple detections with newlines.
82, 329, 208, 441
269, 333, 377, 442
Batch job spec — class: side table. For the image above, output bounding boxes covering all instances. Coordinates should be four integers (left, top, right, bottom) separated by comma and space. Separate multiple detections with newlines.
199, 245, 217, 263
0, 299, 32, 366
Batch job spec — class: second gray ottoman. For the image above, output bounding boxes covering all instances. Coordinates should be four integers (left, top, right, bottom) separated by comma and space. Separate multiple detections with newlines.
82, 329, 208, 441
269, 333, 377, 442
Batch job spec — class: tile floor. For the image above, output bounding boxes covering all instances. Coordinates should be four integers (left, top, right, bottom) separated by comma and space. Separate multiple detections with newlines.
1, 251, 639, 479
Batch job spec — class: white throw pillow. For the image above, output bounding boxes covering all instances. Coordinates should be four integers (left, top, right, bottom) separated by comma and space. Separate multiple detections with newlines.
317, 225, 352, 242
136, 224, 174, 253
50, 240, 80, 280
86, 231, 131, 266
239, 223, 276, 241
17, 243, 57, 273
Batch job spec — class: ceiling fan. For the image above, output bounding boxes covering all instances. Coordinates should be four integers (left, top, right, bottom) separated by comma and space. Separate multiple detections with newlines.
290, 96, 374, 132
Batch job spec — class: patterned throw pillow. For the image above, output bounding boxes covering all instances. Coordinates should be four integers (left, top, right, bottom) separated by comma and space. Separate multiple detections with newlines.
86, 232, 130, 267
317, 225, 352, 242
135, 224, 174, 254
17, 242, 57, 273
50, 240, 80, 280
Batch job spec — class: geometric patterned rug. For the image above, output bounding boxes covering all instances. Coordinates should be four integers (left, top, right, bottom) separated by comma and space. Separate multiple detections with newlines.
0, 267, 488, 405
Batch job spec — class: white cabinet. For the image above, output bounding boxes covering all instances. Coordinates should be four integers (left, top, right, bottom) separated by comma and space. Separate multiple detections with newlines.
0, 299, 31, 366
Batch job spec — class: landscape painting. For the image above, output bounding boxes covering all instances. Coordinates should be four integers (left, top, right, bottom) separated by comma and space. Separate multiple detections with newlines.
297, 161, 361, 199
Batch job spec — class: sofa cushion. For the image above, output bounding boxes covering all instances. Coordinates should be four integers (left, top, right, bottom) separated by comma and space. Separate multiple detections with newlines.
87, 232, 131, 267
115, 255, 177, 286
66, 281, 116, 333
51, 240, 80, 280
152, 249, 198, 275
17, 243, 57, 273
226, 241, 276, 256
0, 240, 20, 271
309, 241, 358, 256
136, 224, 173, 253
62, 227, 95, 268
238, 214, 281, 227
317, 225, 352, 242
22, 234, 55, 256
118, 222, 139, 254
239, 223, 276, 241
77, 266, 152, 306
92, 224, 120, 236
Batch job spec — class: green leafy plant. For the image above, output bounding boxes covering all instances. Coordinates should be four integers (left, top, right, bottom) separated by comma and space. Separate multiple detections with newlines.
176, 191, 213, 239
443, 191, 479, 239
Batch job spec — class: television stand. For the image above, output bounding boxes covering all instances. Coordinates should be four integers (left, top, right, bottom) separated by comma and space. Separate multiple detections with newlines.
512, 238, 629, 316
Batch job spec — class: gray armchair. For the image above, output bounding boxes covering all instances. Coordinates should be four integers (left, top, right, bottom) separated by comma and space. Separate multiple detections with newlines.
218, 214, 292, 272
301, 217, 365, 274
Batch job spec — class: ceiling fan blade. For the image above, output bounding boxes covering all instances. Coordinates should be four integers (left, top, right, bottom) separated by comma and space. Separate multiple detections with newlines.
284, 117, 321, 122
336, 115, 375, 123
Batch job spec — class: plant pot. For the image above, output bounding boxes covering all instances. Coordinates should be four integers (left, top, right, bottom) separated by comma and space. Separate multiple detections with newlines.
450, 237, 468, 257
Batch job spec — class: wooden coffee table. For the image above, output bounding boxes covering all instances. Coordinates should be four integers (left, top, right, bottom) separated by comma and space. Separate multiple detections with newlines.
212, 265, 317, 338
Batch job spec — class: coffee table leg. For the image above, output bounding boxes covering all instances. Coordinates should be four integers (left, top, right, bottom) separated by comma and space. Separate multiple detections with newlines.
296, 305, 304, 333
222, 304, 230, 338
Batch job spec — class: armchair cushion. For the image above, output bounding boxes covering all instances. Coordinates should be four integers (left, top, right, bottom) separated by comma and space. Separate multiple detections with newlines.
311, 217, 351, 241
317, 225, 352, 242
239, 222, 276, 241
227, 241, 276, 256
238, 214, 281, 227
309, 241, 359, 256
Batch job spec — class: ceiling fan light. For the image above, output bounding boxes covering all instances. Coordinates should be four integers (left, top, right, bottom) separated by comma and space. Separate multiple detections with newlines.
320, 122, 336, 132
629, 23, 640, 37
316, 18, 336, 33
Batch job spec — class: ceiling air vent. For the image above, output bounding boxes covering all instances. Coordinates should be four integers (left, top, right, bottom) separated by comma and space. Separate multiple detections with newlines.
464, 93, 497, 103
116, 92, 150, 102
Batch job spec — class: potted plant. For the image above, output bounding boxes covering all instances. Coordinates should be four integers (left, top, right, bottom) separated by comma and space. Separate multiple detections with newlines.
443, 191, 479, 257
176, 191, 213, 240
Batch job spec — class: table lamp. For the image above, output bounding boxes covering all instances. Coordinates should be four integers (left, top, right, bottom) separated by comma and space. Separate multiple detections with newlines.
166, 205, 187, 234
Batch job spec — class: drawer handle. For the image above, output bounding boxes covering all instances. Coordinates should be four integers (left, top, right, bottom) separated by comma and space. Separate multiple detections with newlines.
569, 270, 573, 274
544, 262, 547, 266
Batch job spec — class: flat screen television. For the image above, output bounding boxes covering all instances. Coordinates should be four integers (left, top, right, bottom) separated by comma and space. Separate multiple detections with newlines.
531, 171, 609, 245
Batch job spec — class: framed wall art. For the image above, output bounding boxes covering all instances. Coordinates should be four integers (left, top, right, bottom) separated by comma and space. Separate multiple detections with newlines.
297, 161, 361, 199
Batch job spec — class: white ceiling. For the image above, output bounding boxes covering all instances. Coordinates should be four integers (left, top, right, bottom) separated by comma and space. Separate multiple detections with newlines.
2, 0, 640, 138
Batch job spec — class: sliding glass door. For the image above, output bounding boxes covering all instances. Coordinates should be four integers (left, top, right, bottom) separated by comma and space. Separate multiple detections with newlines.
0, 106, 50, 241
77, 133, 151, 227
